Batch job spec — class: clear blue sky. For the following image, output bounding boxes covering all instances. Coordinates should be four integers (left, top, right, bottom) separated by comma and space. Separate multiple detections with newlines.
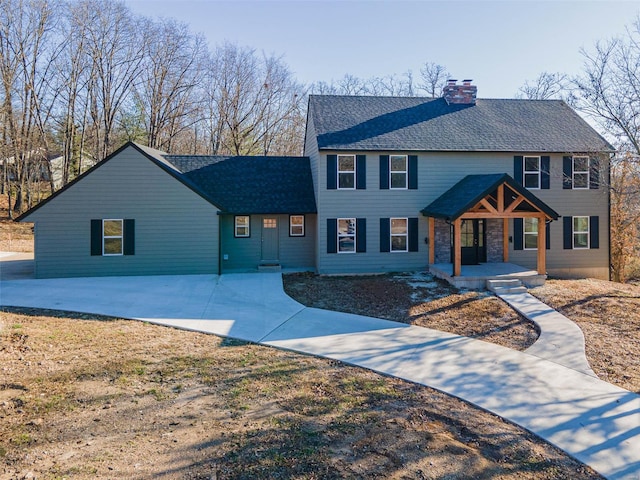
126, 0, 640, 98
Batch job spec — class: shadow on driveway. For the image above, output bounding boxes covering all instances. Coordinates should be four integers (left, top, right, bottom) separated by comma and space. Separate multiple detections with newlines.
0, 253, 34, 280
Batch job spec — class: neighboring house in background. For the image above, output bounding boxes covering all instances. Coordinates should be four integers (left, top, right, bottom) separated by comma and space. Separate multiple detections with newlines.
17, 80, 614, 280
2, 148, 56, 184
1, 149, 96, 190
48, 152, 98, 190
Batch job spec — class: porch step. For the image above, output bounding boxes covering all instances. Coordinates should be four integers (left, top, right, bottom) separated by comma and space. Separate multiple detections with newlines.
258, 263, 281, 272
486, 279, 527, 294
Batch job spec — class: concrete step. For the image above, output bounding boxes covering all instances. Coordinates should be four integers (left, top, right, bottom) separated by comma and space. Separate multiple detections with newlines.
258, 264, 281, 272
486, 278, 527, 294
492, 285, 528, 295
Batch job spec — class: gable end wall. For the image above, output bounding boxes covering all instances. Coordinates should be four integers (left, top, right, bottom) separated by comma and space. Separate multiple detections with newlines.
26, 146, 220, 278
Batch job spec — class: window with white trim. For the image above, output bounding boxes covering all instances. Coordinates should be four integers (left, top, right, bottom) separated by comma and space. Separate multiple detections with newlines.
573, 156, 590, 189
573, 216, 589, 248
390, 155, 408, 189
524, 156, 540, 189
338, 155, 355, 189
338, 218, 356, 253
103, 219, 123, 255
390, 218, 408, 251
524, 218, 538, 250
290, 215, 304, 236
235, 216, 250, 237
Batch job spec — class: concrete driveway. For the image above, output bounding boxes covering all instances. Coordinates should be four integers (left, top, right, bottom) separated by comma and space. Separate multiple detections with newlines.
0, 262, 639, 480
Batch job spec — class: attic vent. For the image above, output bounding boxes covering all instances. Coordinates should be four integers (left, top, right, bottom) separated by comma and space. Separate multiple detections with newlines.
443, 79, 477, 105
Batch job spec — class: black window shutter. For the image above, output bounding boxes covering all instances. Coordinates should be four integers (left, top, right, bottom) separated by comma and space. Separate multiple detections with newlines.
123, 219, 135, 256
563, 156, 573, 189
356, 155, 366, 189
513, 156, 523, 185
513, 218, 523, 250
326, 218, 337, 253
379, 155, 389, 189
563, 216, 573, 249
541, 156, 550, 189
327, 155, 337, 190
546, 222, 551, 250
379, 218, 390, 252
408, 217, 419, 252
91, 219, 102, 256
590, 157, 600, 190
408, 155, 418, 190
356, 218, 366, 253
590, 216, 599, 249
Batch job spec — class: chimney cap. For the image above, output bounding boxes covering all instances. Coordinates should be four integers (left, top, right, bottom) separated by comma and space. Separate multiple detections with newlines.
447, 79, 458, 85
463, 79, 473, 84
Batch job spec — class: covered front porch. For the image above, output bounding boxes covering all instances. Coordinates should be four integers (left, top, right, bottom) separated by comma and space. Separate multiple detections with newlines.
421, 174, 559, 289
428, 262, 546, 289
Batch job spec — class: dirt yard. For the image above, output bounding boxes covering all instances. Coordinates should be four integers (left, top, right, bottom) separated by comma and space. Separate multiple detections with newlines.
0, 309, 602, 480
530, 279, 640, 393
284, 273, 640, 394
0, 196, 631, 478
0, 195, 34, 253
283, 272, 538, 351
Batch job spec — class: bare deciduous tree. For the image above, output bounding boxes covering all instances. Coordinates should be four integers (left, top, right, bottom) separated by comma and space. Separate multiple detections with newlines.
517, 72, 570, 100
574, 17, 640, 281
0, 0, 60, 215
135, 17, 207, 151
610, 153, 640, 282
82, 0, 146, 161
419, 62, 450, 98
310, 71, 417, 97
205, 43, 305, 156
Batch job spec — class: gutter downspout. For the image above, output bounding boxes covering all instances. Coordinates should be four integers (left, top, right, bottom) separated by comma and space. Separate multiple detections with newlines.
216, 211, 223, 275
608, 152, 613, 282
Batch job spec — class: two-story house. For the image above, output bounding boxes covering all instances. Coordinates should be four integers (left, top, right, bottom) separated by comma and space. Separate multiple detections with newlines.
304, 81, 613, 280
16, 81, 614, 281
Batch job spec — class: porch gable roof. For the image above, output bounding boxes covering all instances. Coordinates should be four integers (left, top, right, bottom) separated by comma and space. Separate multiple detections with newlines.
420, 173, 559, 221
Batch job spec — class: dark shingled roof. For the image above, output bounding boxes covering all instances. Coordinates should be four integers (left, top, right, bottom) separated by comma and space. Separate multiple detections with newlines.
163, 155, 317, 214
421, 173, 559, 221
309, 95, 615, 153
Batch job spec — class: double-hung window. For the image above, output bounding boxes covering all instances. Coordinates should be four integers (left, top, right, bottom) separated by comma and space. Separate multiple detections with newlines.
572, 156, 590, 189
235, 216, 250, 237
290, 215, 304, 236
524, 156, 540, 189
338, 218, 356, 253
524, 218, 538, 250
338, 155, 355, 189
390, 218, 408, 251
573, 216, 589, 249
390, 155, 408, 189
103, 219, 123, 255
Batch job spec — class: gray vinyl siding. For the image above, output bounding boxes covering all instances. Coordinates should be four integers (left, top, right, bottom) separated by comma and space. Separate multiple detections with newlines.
23, 146, 220, 278
316, 150, 609, 278
317, 150, 431, 274
508, 154, 610, 279
304, 113, 322, 270
303, 114, 320, 204
220, 214, 316, 272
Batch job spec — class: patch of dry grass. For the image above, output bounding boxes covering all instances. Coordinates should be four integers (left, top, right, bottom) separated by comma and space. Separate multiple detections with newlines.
283, 272, 538, 351
0, 308, 601, 479
0, 194, 34, 252
530, 279, 640, 393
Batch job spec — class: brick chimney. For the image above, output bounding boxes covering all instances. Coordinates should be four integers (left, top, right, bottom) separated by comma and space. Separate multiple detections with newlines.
443, 79, 477, 105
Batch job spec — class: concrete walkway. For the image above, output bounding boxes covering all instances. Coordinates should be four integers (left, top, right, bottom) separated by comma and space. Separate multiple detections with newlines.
499, 291, 597, 376
0, 267, 639, 479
